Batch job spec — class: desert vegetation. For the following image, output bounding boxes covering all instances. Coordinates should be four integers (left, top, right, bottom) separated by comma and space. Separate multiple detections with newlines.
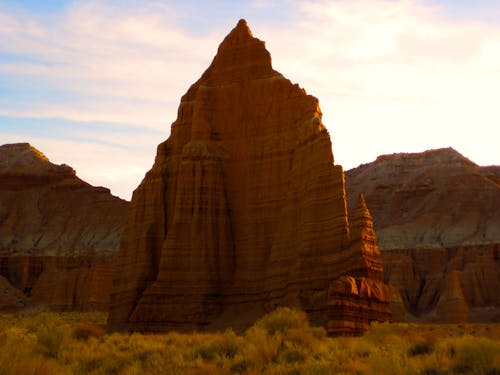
0, 308, 498, 375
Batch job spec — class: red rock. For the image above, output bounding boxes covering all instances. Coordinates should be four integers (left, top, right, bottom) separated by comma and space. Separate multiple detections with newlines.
108, 20, 390, 333
0, 275, 26, 311
346, 148, 500, 250
435, 271, 470, 323
383, 245, 500, 322
0, 143, 128, 311
327, 276, 392, 336
345, 149, 500, 322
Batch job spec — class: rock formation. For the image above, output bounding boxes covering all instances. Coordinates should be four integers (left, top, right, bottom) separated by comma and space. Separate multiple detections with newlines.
327, 276, 392, 336
0, 143, 128, 311
346, 148, 500, 322
0, 275, 26, 311
435, 271, 470, 323
108, 19, 391, 333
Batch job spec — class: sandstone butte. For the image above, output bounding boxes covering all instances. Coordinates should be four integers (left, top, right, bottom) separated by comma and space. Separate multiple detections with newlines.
346, 148, 500, 322
108, 19, 391, 334
0, 143, 128, 311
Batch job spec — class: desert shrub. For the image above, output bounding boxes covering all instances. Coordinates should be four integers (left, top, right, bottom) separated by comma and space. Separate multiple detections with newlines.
283, 349, 304, 363
244, 326, 284, 371
230, 359, 249, 373
451, 335, 498, 374
35, 319, 68, 359
421, 368, 446, 375
72, 322, 105, 341
253, 307, 309, 335
364, 321, 395, 344
193, 329, 242, 360
1, 311, 499, 375
409, 342, 434, 357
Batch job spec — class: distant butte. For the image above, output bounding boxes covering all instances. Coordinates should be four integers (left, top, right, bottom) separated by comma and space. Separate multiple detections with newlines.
108, 19, 391, 334
0, 142, 128, 311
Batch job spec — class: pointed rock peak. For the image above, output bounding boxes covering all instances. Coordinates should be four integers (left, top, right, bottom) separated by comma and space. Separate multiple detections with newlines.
355, 193, 373, 221
357, 193, 368, 211
197, 19, 277, 85
219, 19, 255, 49
236, 19, 253, 37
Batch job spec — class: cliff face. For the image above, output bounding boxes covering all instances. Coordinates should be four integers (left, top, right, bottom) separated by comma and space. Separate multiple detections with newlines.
346, 148, 500, 322
108, 19, 390, 333
0, 143, 128, 311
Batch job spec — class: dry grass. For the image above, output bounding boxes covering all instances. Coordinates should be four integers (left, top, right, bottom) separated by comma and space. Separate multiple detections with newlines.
0, 308, 498, 374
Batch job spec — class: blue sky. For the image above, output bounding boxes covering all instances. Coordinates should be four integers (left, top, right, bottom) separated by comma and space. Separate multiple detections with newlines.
1, 0, 500, 199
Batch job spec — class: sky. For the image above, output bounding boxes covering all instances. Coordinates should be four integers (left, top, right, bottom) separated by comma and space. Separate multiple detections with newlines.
1, 0, 499, 200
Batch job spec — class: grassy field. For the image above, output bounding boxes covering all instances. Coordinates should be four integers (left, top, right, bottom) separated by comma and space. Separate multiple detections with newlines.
0, 308, 498, 374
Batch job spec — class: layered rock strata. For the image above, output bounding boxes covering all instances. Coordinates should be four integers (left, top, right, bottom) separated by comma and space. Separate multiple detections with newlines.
0, 143, 128, 311
0, 275, 26, 311
108, 19, 390, 333
327, 276, 392, 336
382, 245, 500, 322
346, 148, 500, 322
328, 195, 392, 335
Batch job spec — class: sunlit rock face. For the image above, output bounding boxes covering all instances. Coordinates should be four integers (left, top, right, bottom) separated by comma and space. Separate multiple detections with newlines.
0, 143, 128, 311
108, 19, 390, 333
346, 148, 500, 322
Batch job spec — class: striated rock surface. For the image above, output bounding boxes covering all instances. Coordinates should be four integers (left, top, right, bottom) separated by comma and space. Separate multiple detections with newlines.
346, 148, 500, 250
0, 274, 26, 311
0, 143, 128, 310
108, 19, 390, 333
346, 148, 500, 322
327, 276, 392, 336
435, 271, 470, 323
328, 196, 392, 335
382, 245, 500, 322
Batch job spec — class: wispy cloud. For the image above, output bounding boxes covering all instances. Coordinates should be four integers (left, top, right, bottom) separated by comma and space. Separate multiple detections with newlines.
257, 0, 500, 168
1, 0, 499, 199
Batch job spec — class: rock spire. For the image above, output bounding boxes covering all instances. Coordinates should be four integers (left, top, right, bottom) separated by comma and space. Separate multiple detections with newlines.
108, 20, 390, 333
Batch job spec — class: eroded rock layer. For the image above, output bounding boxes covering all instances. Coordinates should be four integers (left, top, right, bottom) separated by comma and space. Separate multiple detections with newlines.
327, 276, 392, 336
346, 148, 500, 322
108, 20, 390, 333
346, 148, 500, 250
382, 245, 500, 322
0, 143, 128, 311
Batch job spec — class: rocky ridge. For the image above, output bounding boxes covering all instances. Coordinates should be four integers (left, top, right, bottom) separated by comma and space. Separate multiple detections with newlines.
346, 148, 500, 322
0, 143, 128, 311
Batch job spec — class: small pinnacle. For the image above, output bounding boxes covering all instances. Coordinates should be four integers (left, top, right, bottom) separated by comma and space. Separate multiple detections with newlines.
233, 18, 253, 37
358, 193, 368, 210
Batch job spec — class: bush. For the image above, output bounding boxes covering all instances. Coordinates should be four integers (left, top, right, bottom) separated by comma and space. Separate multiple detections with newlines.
194, 329, 242, 360
34, 316, 69, 359
453, 336, 497, 373
253, 307, 309, 335
72, 322, 105, 341
409, 342, 433, 357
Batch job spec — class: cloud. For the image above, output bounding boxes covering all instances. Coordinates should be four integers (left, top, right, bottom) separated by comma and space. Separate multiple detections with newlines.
0, 0, 224, 131
1, 0, 499, 199
256, 0, 500, 168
